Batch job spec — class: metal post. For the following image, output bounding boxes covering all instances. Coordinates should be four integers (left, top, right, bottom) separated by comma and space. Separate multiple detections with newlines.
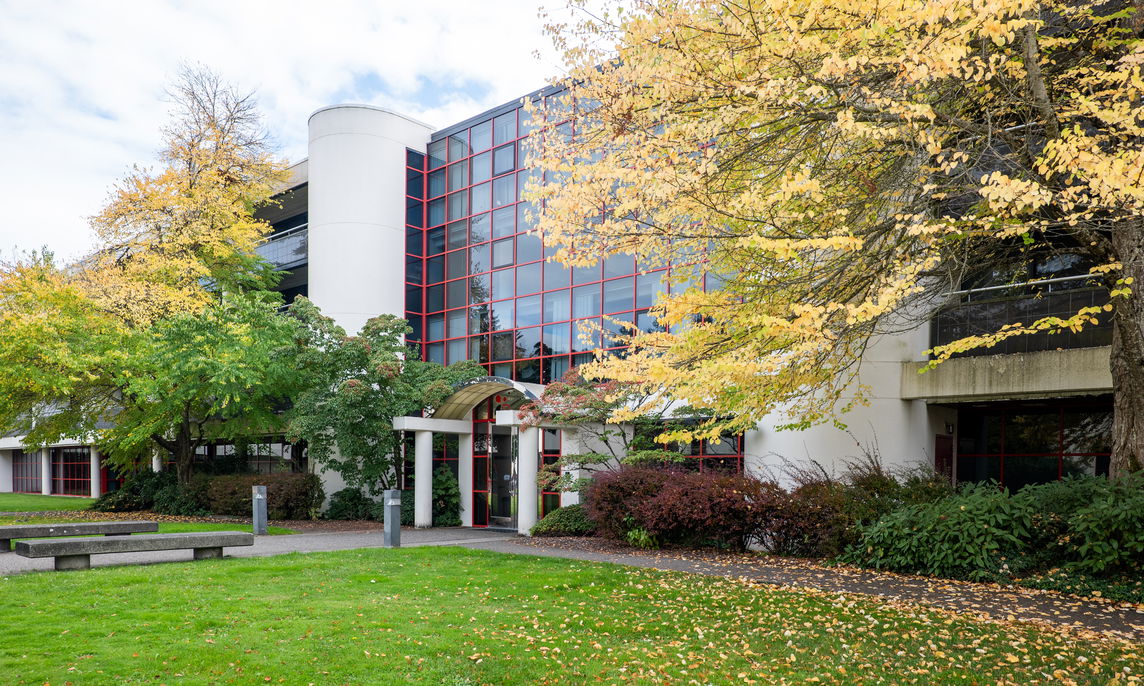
252, 485, 268, 536
383, 489, 401, 548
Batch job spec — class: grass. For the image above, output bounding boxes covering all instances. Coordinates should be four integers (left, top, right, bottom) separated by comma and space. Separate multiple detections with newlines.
0, 547, 1138, 685
0, 493, 95, 511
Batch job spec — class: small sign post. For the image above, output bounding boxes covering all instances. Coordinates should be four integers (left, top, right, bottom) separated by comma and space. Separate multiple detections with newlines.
383, 489, 401, 548
252, 485, 268, 536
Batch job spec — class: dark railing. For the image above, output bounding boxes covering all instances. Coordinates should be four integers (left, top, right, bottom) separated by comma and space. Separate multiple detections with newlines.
256, 225, 308, 269
930, 286, 1112, 358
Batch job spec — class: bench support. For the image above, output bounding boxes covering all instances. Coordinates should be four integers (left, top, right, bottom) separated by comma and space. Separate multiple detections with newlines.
193, 547, 223, 560
56, 554, 91, 571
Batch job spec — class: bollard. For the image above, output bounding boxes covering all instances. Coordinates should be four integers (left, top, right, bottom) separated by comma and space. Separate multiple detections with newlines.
383, 489, 401, 548
252, 485, 268, 536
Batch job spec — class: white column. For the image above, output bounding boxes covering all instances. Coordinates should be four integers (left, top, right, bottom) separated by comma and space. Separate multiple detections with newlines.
458, 433, 473, 527
40, 448, 51, 495
0, 450, 12, 493
517, 426, 540, 536
414, 430, 434, 528
151, 452, 163, 472
89, 447, 101, 499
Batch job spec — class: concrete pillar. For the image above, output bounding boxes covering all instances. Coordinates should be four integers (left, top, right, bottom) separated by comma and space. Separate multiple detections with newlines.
414, 430, 433, 528
89, 447, 101, 499
517, 426, 540, 536
0, 450, 12, 493
458, 433, 473, 527
151, 452, 163, 472
40, 448, 51, 495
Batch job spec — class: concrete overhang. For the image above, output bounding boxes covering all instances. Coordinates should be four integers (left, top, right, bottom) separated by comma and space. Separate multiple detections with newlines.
901, 346, 1112, 402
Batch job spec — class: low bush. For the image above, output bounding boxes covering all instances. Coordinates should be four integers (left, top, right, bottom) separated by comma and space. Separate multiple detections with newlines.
205, 473, 324, 520
758, 483, 847, 558
583, 466, 676, 539
152, 483, 209, 516
1067, 473, 1144, 575
530, 504, 596, 537
326, 488, 375, 520
637, 471, 780, 551
91, 470, 178, 512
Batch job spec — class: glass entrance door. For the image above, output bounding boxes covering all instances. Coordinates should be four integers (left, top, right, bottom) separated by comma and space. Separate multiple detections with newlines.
488, 425, 516, 529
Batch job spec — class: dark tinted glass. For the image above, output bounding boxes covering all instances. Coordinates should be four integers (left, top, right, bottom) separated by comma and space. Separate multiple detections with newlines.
428, 169, 445, 197
427, 227, 446, 254
428, 139, 447, 168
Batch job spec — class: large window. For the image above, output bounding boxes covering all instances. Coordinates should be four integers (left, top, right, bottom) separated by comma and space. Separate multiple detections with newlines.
12, 449, 41, 494
50, 447, 92, 496
956, 397, 1112, 491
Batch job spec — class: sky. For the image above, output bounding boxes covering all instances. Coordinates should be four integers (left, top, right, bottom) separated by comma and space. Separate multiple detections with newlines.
0, 0, 576, 262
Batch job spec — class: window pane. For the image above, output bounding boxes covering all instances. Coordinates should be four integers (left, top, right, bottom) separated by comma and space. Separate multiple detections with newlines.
573, 285, 601, 318
446, 279, 468, 309
515, 358, 540, 383
446, 250, 467, 279
517, 233, 542, 263
469, 212, 489, 243
427, 314, 445, 340
469, 243, 489, 274
447, 221, 468, 249
494, 111, 516, 145
572, 319, 600, 352
428, 198, 445, 227
471, 151, 491, 184
426, 255, 444, 283
427, 227, 446, 255
493, 175, 516, 207
517, 295, 542, 328
637, 271, 665, 308
471, 121, 492, 152
470, 182, 491, 215
517, 202, 534, 232
447, 338, 467, 364
516, 262, 542, 295
469, 305, 489, 334
470, 273, 490, 303
428, 169, 445, 197
543, 291, 569, 323
492, 206, 516, 238
603, 254, 634, 278
448, 134, 469, 161
543, 323, 570, 355
447, 309, 467, 338
492, 332, 515, 361
492, 239, 514, 269
573, 263, 601, 285
448, 162, 468, 191
603, 277, 635, 313
516, 326, 541, 358
427, 342, 445, 364
1005, 412, 1058, 455
491, 268, 514, 300
490, 300, 513, 332
426, 285, 444, 312
544, 260, 570, 290
428, 139, 447, 168
493, 144, 515, 176
447, 191, 468, 221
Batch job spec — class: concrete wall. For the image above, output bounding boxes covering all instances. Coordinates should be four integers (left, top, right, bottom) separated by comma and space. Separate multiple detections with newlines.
901, 346, 1112, 402
0, 449, 11, 493
307, 104, 433, 334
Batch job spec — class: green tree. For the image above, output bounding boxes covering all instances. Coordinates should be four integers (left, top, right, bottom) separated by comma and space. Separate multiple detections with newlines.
286, 298, 484, 494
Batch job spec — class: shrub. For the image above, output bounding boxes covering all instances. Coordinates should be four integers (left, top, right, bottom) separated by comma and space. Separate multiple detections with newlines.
531, 504, 596, 537
758, 483, 847, 558
637, 471, 779, 551
847, 482, 1032, 581
326, 488, 376, 520
152, 483, 209, 516
625, 527, 659, 549
205, 473, 325, 520
398, 492, 415, 526
583, 466, 676, 539
1067, 472, 1144, 575
432, 464, 462, 527
91, 470, 178, 512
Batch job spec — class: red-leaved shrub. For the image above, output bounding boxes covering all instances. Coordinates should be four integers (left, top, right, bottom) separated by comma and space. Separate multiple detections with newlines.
637, 471, 782, 550
583, 466, 677, 538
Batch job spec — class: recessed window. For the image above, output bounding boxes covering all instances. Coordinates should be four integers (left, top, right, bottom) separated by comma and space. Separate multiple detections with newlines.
492, 239, 514, 269
493, 144, 515, 176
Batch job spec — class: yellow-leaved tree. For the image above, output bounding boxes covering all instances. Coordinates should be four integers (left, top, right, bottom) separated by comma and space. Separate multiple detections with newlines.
526, 0, 1144, 477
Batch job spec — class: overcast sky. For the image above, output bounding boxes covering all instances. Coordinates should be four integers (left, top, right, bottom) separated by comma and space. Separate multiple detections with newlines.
0, 0, 573, 261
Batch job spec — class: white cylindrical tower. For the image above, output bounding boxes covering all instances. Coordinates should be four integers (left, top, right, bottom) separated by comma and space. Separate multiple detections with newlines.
307, 105, 433, 334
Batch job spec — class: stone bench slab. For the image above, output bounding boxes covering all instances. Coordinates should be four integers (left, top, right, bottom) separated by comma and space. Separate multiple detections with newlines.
0, 521, 159, 551
15, 531, 254, 571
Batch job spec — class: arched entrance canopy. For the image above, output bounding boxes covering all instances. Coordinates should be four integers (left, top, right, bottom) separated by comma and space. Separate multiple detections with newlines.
428, 376, 538, 420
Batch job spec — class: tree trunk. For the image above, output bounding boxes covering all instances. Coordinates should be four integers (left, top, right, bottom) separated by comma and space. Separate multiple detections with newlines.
1109, 223, 1144, 479
173, 422, 196, 485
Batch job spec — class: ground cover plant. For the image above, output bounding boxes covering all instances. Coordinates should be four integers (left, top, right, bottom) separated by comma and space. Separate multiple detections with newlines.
0, 546, 1139, 685
0, 494, 95, 512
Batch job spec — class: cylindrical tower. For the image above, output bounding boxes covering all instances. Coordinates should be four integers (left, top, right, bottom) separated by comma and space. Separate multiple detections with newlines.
307, 104, 432, 334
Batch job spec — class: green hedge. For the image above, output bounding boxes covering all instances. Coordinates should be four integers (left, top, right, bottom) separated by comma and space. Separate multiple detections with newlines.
205, 473, 325, 520
531, 504, 595, 537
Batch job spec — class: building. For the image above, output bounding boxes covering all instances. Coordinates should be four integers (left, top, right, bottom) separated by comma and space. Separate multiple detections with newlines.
0, 91, 1114, 534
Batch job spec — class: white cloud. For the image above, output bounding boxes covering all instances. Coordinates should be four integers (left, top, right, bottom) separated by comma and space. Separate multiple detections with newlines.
0, 0, 578, 261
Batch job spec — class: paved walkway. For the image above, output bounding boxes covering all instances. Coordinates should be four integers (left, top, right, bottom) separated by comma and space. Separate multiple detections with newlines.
2, 527, 1140, 641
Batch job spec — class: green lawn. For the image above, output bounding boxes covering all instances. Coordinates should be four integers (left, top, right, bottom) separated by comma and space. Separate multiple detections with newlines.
0, 547, 1138, 685
0, 493, 95, 511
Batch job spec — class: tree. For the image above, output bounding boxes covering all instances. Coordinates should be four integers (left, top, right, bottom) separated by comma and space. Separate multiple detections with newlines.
286, 298, 485, 495
0, 66, 294, 482
527, 0, 1144, 477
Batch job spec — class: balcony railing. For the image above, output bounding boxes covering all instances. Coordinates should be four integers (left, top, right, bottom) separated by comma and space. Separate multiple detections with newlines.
930, 285, 1112, 358
256, 225, 308, 269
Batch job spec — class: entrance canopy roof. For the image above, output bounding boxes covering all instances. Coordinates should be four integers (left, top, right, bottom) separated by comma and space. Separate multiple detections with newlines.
428, 376, 539, 421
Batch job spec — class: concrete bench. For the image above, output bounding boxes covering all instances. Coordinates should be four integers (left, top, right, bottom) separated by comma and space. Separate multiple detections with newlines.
15, 531, 254, 570
0, 521, 159, 552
